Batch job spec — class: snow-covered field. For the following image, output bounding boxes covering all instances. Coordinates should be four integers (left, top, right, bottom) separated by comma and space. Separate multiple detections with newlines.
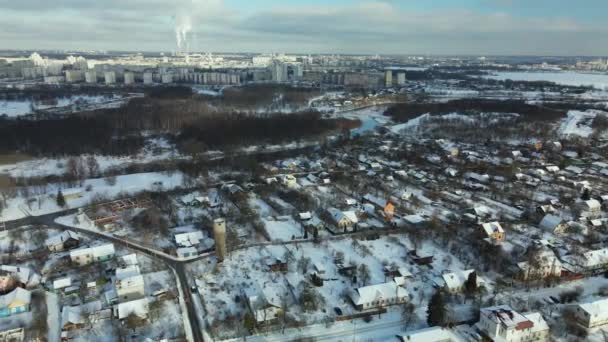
390, 112, 519, 135
1, 171, 184, 221
0, 138, 180, 178
557, 110, 599, 138
0, 94, 127, 117
482, 71, 608, 90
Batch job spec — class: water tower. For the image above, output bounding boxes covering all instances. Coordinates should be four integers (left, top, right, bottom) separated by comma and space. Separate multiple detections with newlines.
213, 218, 227, 262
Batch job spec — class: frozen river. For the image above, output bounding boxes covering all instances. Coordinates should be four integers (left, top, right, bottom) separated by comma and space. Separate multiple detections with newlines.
482, 71, 608, 90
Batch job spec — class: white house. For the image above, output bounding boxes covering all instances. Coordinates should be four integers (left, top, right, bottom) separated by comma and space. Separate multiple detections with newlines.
574, 297, 608, 329
298, 212, 312, 221
580, 199, 602, 217
565, 248, 608, 274
327, 208, 357, 230
45, 230, 80, 252
70, 244, 115, 266
115, 265, 145, 302
476, 305, 549, 342
517, 249, 562, 280
116, 298, 149, 320
174, 231, 205, 248
281, 175, 298, 188
350, 281, 408, 311
53, 277, 72, 290
481, 222, 506, 242
442, 269, 482, 293
0, 265, 36, 289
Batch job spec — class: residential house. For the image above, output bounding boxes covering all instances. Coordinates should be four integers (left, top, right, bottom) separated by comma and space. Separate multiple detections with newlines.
350, 280, 408, 311
53, 277, 72, 291
243, 285, 282, 325
281, 175, 298, 188
0, 266, 35, 293
45, 230, 80, 252
177, 247, 198, 259
442, 269, 482, 293
481, 222, 505, 243
384, 202, 396, 220
408, 249, 434, 265
115, 265, 145, 302
517, 249, 562, 280
0, 288, 31, 318
573, 297, 608, 329
565, 248, 608, 275
579, 199, 602, 217
115, 298, 149, 320
69, 244, 115, 266
62, 188, 84, 201
298, 212, 312, 221
327, 208, 358, 232
174, 231, 205, 248
476, 305, 549, 342
538, 214, 567, 234
61, 300, 104, 331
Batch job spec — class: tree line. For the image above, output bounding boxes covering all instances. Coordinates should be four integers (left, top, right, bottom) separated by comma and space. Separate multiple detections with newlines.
384, 99, 566, 123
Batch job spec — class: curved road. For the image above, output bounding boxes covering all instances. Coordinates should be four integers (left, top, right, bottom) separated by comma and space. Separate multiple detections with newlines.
3, 212, 207, 342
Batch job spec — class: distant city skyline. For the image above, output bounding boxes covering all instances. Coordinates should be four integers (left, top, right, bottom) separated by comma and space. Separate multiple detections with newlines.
1, 0, 607, 56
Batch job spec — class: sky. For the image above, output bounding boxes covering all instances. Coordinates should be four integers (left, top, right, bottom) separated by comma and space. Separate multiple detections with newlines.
1, 0, 607, 56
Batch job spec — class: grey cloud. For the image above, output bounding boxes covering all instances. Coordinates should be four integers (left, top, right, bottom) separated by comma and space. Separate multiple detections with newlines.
0, 0, 606, 55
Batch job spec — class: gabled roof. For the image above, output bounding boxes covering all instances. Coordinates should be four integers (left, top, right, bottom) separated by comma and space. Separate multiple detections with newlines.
0, 265, 32, 284
351, 281, 408, 306
577, 298, 608, 322
539, 214, 563, 231
442, 269, 477, 290
583, 199, 601, 211
45, 230, 79, 247
116, 298, 149, 319
62, 300, 102, 326
70, 243, 115, 258
481, 222, 504, 236
116, 265, 140, 281
480, 305, 532, 330
174, 231, 204, 248
582, 248, 608, 268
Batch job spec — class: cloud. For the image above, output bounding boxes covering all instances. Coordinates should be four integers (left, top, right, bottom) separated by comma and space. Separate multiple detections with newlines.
0, 0, 606, 55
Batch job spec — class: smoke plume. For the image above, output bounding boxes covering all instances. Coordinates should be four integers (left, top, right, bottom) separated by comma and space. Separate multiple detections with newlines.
174, 0, 222, 53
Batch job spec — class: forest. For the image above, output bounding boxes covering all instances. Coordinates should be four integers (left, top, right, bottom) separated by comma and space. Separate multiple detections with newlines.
0, 90, 337, 157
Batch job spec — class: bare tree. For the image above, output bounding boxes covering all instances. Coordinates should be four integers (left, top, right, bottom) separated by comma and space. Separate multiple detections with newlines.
86, 155, 100, 178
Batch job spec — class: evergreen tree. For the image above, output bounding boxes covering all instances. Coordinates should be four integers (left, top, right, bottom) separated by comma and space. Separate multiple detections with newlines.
464, 271, 478, 298
56, 190, 66, 208
427, 289, 446, 327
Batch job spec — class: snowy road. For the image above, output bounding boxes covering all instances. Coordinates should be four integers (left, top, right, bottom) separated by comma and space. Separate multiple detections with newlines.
226, 313, 405, 342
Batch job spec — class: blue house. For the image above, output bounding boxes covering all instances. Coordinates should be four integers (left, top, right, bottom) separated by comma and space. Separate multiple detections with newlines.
0, 287, 31, 317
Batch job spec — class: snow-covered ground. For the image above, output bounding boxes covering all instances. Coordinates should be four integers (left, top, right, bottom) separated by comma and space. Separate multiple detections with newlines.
390, 112, 519, 135
481, 71, 608, 90
0, 138, 180, 178
0, 94, 130, 117
1, 171, 184, 221
557, 110, 601, 138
